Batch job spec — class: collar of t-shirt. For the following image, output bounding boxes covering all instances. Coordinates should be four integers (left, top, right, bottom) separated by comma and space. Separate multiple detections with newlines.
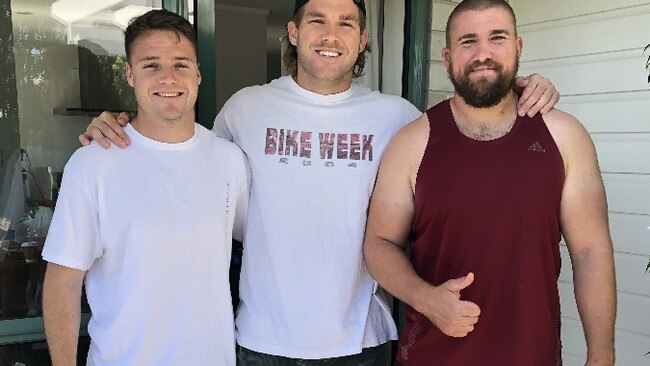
285, 76, 359, 104
125, 122, 199, 151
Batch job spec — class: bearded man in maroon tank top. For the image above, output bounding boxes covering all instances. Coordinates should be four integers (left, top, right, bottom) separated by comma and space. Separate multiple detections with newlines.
364, 1, 616, 365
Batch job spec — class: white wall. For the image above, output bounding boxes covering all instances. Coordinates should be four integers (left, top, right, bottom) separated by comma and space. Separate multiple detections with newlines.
511, 1, 650, 365
427, 0, 458, 107
381, 0, 406, 96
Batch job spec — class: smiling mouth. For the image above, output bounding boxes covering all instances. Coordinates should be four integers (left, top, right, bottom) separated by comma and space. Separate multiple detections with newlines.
154, 92, 183, 97
317, 50, 341, 58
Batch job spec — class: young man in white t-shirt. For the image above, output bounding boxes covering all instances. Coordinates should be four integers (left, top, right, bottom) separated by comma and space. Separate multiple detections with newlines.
42, 10, 248, 366
78, 1, 560, 364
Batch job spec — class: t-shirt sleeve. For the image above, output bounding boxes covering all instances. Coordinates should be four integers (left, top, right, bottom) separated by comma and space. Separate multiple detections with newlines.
42, 170, 103, 271
212, 107, 233, 141
232, 149, 250, 243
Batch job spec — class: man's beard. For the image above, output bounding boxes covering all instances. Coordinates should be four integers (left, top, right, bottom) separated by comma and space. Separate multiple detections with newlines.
448, 58, 519, 108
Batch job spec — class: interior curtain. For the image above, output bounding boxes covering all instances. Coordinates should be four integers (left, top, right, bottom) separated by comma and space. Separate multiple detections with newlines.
359, 0, 405, 97
359, 0, 381, 90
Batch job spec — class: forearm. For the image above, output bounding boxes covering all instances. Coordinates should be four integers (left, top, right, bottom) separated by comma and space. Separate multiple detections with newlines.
572, 245, 616, 365
43, 269, 83, 366
364, 238, 432, 312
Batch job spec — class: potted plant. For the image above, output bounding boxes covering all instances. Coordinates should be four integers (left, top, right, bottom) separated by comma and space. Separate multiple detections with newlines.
645, 44, 650, 83
643, 44, 650, 83
647, 44, 650, 274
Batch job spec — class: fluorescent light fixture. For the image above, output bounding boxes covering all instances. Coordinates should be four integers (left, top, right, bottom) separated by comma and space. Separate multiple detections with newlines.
51, 0, 124, 24
113, 6, 153, 29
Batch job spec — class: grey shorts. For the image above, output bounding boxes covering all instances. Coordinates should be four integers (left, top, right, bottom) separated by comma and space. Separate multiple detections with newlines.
236, 343, 389, 366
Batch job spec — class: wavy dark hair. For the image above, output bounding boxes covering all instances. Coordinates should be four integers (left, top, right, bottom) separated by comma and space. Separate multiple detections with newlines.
282, 7, 371, 79
124, 9, 197, 63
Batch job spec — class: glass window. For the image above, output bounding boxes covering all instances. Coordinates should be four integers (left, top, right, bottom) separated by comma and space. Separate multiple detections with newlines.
0, 0, 192, 363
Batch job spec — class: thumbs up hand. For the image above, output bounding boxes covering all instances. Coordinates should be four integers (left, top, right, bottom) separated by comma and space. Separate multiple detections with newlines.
416, 273, 481, 338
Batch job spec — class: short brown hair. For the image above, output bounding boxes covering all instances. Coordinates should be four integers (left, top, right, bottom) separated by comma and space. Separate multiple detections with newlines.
124, 9, 197, 63
446, 0, 517, 48
281, 7, 371, 79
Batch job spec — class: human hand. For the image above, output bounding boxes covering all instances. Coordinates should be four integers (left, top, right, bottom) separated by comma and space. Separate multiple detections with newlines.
515, 73, 560, 117
418, 273, 481, 337
78, 111, 132, 149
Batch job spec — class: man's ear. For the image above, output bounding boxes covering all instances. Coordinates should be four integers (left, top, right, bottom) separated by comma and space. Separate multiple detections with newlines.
359, 28, 369, 53
287, 21, 299, 46
442, 48, 451, 69
516, 36, 523, 59
125, 62, 134, 87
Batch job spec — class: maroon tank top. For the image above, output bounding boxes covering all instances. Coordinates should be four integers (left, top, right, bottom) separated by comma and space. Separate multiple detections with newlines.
397, 100, 565, 365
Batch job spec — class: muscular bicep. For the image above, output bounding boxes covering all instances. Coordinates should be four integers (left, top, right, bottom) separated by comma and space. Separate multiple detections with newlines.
546, 111, 612, 257
366, 159, 415, 248
366, 116, 429, 248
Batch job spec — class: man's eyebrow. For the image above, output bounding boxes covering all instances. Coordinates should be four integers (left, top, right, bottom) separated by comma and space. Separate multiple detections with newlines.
340, 14, 359, 22
136, 56, 160, 62
303, 11, 359, 22
456, 29, 512, 42
457, 33, 478, 42
490, 29, 511, 36
304, 10, 325, 18
135, 56, 193, 62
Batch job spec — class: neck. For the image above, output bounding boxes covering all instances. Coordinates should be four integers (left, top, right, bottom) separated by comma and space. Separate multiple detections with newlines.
450, 91, 519, 141
294, 73, 353, 95
131, 113, 195, 143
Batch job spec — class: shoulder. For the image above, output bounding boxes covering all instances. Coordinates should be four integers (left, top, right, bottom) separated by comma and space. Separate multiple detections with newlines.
542, 108, 596, 169
542, 108, 584, 133
221, 80, 279, 110
354, 91, 422, 130
542, 108, 592, 147
382, 113, 430, 167
371, 91, 421, 114
391, 113, 430, 150
199, 126, 247, 159
64, 141, 121, 173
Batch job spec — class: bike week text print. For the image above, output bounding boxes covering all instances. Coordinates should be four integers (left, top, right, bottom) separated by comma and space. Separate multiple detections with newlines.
265, 128, 374, 167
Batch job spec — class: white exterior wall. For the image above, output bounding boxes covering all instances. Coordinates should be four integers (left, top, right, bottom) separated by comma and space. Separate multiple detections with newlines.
427, 1, 458, 107
511, 1, 650, 365
428, 1, 650, 365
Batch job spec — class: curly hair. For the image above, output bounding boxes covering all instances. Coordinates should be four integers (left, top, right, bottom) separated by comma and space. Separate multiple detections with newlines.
281, 7, 371, 79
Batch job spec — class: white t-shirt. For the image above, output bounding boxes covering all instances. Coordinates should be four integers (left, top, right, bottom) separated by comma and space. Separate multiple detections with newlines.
43, 123, 249, 366
214, 76, 421, 359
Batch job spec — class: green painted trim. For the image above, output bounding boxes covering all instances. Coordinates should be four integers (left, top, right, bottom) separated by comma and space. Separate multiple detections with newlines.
196, 0, 217, 129
403, 0, 431, 111
0, 313, 90, 346
163, 0, 188, 18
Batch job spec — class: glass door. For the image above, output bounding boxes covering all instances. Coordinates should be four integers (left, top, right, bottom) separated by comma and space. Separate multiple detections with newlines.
0, 1, 192, 364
